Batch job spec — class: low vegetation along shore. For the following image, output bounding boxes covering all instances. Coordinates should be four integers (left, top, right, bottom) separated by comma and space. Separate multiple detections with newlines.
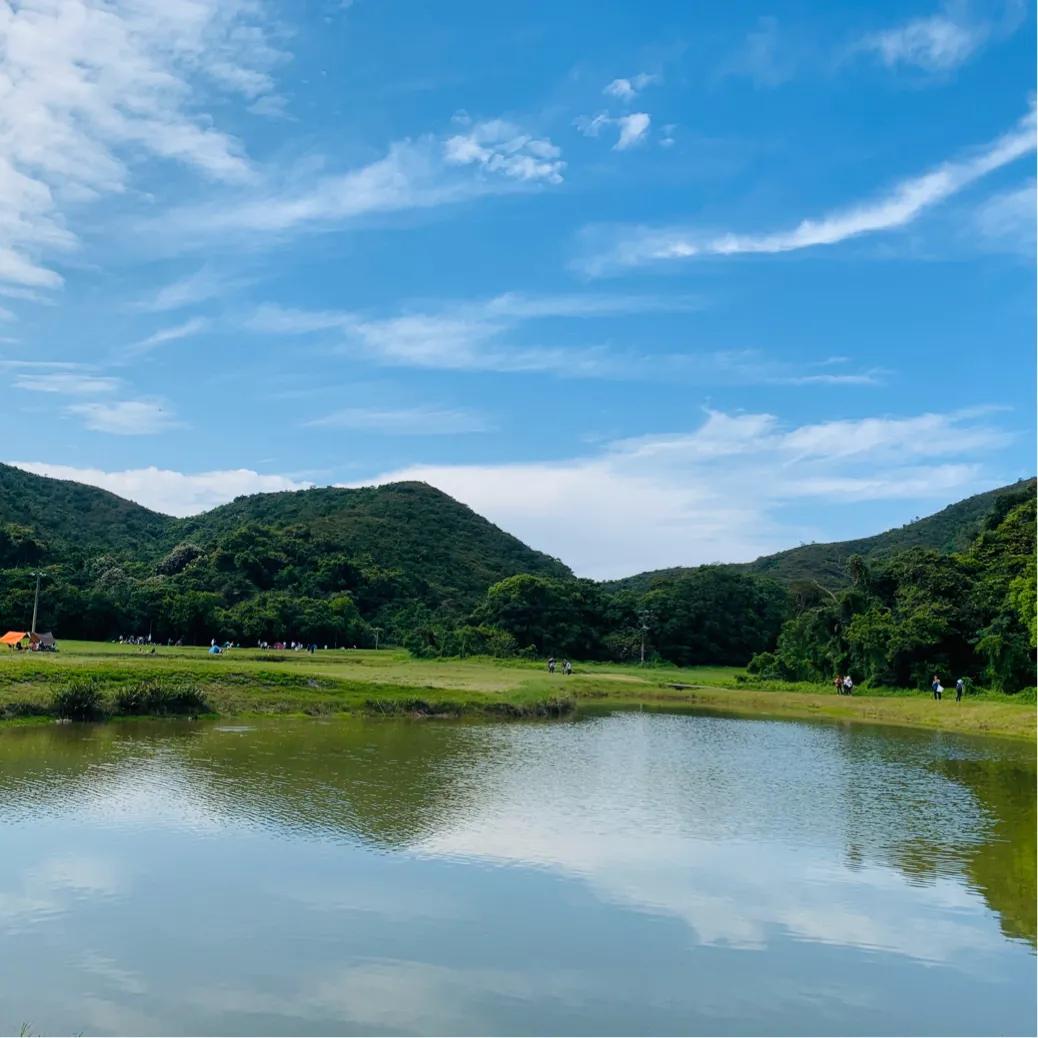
0, 641, 1033, 741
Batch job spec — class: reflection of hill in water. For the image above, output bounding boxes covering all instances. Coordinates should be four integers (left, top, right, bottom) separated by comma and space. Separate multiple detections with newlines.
0, 715, 1033, 946
827, 725, 1036, 948
936, 754, 1036, 947
0, 719, 475, 848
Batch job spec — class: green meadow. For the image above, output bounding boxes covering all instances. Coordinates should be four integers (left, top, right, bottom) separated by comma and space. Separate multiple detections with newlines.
0, 640, 1033, 741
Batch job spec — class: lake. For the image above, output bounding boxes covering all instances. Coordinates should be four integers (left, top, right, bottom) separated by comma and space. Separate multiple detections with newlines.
0, 711, 1034, 1036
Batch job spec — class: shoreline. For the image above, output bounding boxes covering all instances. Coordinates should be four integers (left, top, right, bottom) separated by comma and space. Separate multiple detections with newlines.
584, 685, 1036, 743
0, 644, 1033, 742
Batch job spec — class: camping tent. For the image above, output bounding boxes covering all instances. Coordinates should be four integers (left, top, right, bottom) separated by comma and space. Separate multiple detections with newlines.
0, 631, 29, 648
31, 632, 56, 649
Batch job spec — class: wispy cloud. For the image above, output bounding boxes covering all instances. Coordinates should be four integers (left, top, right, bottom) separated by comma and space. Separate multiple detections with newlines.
615, 113, 652, 150
14, 372, 121, 395
134, 266, 246, 312
855, 2, 1021, 72
718, 16, 799, 87
246, 296, 881, 386
603, 73, 659, 102
0, 360, 82, 370
575, 111, 652, 151
161, 117, 565, 244
0, 0, 284, 292
247, 292, 704, 377
359, 407, 1013, 578
443, 119, 565, 183
480, 291, 704, 319
970, 180, 1035, 255
306, 406, 490, 434
578, 105, 1036, 274
7, 462, 310, 516
123, 317, 210, 359
67, 399, 180, 435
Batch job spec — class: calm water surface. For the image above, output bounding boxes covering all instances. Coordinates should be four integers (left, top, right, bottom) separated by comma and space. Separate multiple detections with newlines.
0, 711, 1034, 1036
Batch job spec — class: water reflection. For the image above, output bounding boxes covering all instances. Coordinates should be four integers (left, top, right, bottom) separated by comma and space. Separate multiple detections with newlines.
0, 713, 1033, 1036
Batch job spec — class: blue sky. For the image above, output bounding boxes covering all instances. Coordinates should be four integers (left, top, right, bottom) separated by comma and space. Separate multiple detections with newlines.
1, 0, 1034, 577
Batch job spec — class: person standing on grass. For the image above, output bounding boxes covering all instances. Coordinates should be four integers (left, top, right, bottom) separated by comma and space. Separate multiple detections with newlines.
563, 659, 572, 676
843, 674, 854, 695
834, 674, 844, 696
956, 677, 965, 702
932, 675, 943, 700
548, 656, 556, 674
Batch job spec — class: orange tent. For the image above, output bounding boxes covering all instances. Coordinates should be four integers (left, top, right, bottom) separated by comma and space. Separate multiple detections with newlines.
0, 631, 28, 646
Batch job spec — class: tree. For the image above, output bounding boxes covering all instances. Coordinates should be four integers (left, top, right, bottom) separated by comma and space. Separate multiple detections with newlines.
472, 574, 612, 657
642, 568, 788, 666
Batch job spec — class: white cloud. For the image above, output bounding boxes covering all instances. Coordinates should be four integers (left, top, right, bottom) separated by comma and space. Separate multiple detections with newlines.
574, 112, 611, 139
162, 118, 565, 243
7, 461, 311, 516
443, 119, 565, 184
124, 317, 209, 358
970, 180, 1035, 254
615, 113, 651, 151
247, 292, 704, 376
357, 408, 1012, 578
575, 111, 652, 151
480, 291, 703, 319
858, 8, 988, 71
135, 266, 245, 312
579, 106, 1036, 274
603, 73, 659, 101
305, 406, 490, 434
0, 0, 284, 291
719, 16, 797, 87
0, 359, 81, 370
14, 371, 120, 395
67, 399, 180, 435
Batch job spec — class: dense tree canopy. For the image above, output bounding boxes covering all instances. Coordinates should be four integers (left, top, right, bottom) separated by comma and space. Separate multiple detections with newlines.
749, 495, 1036, 692
0, 462, 1032, 687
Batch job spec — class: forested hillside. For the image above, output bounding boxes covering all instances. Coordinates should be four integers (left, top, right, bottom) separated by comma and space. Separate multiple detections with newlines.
748, 491, 1037, 691
0, 463, 171, 558
0, 463, 1033, 690
609, 479, 1036, 592
0, 468, 568, 645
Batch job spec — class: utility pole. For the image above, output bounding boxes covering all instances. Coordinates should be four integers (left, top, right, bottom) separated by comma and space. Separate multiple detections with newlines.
373, 627, 382, 651
638, 610, 653, 666
30, 571, 42, 636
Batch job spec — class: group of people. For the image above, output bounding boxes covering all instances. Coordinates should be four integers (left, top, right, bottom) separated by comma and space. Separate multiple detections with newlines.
833, 673, 855, 695
256, 640, 319, 652
834, 671, 969, 701
931, 674, 968, 701
547, 656, 573, 676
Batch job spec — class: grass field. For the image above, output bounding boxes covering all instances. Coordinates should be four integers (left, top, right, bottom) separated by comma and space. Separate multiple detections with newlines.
0, 640, 1034, 741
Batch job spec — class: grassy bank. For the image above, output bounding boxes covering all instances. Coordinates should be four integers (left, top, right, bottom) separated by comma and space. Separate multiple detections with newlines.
0, 641, 1033, 740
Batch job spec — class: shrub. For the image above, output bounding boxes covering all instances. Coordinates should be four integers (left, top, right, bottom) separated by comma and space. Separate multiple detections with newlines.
747, 651, 783, 678
51, 679, 104, 720
114, 679, 208, 716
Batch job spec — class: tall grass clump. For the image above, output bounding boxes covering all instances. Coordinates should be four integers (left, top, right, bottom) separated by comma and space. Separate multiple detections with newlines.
51, 678, 104, 720
114, 679, 208, 716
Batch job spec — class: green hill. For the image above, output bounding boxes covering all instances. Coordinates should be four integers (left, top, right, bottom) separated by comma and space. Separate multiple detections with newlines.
0, 467, 570, 638
176, 481, 571, 606
0, 462, 1032, 666
607, 479, 1037, 593
0, 462, 171, 559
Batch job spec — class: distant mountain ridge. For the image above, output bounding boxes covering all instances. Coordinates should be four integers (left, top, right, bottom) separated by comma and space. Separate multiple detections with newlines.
0, 462, 170, 557
0, 465, 570, 609
1, 462, 1032, 597
605, 479, 1037, 593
